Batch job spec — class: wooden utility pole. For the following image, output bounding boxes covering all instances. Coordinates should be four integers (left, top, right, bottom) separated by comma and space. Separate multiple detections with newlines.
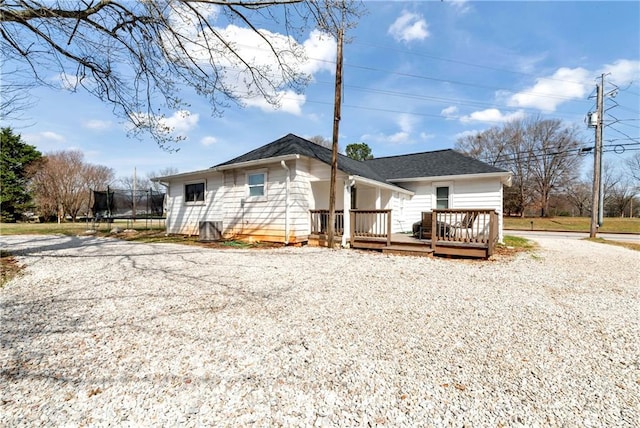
327, 25, 344, 249
589, 75, 604, 238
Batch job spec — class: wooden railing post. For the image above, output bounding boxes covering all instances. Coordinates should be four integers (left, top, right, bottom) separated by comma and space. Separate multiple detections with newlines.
488, 210, 498, 256
350, 210, 355, 247
386, 209, 392, 246
431, 210, 437, 251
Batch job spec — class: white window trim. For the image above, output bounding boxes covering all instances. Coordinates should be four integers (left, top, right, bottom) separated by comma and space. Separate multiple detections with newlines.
245, 169, 268, 202
432, 181, 453, 209
184, 180, 206, 205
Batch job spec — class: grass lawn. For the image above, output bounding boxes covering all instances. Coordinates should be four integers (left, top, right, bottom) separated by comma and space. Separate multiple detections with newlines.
0, 219, 166, 236
504, 216, 640, 234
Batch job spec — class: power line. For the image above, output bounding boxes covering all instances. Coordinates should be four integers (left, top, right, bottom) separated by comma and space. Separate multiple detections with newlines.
312, 79, 589, 120
350, 41, 593, 86
342, 62, 586, 103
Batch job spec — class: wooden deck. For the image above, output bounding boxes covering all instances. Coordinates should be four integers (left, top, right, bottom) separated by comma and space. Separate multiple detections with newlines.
309, 209, 499, 259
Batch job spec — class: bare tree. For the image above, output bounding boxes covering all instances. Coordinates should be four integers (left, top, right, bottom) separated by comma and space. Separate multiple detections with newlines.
1, 1, 362, 148
526, 118, 583, 217
456, 116, 584, 217
29, 150, 114, 222
605, 178, 636, 217
308, 135, 333, 149
0, 65, 34, 121
148, 167, 179, 192
564, 179, 592, 217
626, 152, 640, 183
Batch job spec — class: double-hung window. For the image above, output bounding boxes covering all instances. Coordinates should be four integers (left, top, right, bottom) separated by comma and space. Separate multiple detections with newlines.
185, 182, 205, 203
247, 171, 266, 199
436, 186, 450, 209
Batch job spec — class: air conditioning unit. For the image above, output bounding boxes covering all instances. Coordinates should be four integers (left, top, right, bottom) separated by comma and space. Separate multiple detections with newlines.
199, 221, 222, 241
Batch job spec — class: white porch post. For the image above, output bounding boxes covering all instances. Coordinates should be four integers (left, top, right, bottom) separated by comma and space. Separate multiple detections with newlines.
375, 188, 381, 209
341, 180, 352, 247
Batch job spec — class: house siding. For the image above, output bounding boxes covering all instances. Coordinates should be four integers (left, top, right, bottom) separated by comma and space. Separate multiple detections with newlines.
165, 174, 224, 235
289, 159, 312, 240
391, 178, 504, 238
221, 160, 311, 243
395, 182, 433, 233
162, 152, 506, 243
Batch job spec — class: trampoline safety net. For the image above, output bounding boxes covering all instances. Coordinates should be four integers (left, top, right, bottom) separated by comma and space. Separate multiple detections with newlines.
91, 188, 165, 219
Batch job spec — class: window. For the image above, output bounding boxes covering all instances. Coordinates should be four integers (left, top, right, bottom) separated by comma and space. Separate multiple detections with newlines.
247, 172, 266, 198
185, 182, 205, 203
436, 186, 449, 209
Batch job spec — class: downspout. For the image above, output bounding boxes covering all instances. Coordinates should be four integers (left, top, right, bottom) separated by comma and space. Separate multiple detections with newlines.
159, 181, 170, 235
281, 161, 290, 245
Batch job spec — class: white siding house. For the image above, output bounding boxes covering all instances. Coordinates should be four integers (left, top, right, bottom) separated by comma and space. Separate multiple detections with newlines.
155, 134, 512, 244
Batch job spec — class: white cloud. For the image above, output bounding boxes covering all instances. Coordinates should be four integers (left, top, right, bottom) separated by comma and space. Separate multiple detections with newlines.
23, 131, 66, 144
84, 119, 113, 130
200, 136, 217, 146
454, 129, 482, 140
131, 110, 199, 137
301, 30, 336, 76
22, 131, 68, 152
600, 59, 640, 85
441, 106, 458, 119
243, 90, 305, 115
162, 6, 338, 116
388, 11, 430, 43
449, 0, 471, 14
388, 131, 411, 144
460, 108, 525, 124
162, 110, 199, 133
360, 113, 420, 145
53, 72, 81, 90
507, 67, 591, 112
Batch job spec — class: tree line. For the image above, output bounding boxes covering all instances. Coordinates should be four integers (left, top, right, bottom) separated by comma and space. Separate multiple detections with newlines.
455, 116, 640, 218
0, 127, 174, 223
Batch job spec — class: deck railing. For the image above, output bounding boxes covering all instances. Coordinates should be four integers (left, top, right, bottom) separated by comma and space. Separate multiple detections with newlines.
310, 209, 344, 235
431, 209, 498, 255
350, 209, 392, 246
310, 208, 498, 258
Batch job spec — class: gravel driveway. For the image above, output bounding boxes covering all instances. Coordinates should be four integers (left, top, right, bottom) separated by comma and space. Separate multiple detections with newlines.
1, 234, 638, 426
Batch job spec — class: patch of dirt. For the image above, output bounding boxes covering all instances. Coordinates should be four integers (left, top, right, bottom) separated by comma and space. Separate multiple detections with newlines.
1, 250, 23, 287
489, 244, 529, 262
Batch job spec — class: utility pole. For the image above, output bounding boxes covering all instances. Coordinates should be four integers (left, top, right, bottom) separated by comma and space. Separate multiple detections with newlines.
327, 25, 344, 249
589, 75, 605, 238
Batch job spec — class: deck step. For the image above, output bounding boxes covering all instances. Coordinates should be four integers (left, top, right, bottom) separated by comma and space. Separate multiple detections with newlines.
381, 244, 434, 257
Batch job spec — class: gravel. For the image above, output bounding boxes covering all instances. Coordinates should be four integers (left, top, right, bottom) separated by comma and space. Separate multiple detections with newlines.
1, 234, 639, 427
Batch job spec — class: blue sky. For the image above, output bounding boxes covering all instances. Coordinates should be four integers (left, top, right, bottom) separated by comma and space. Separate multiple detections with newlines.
6, 1, 640, 181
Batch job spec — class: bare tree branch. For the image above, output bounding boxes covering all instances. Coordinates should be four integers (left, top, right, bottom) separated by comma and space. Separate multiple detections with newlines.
1, 0, 363, 148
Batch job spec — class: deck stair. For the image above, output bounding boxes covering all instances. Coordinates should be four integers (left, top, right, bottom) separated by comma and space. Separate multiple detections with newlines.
381, 243, 433, 257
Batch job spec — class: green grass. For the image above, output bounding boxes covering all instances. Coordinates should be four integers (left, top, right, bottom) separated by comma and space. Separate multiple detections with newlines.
0, 222, 278, 251
0, 220, 165, 236
502, 235, 537, 250
504, 216, 640, 234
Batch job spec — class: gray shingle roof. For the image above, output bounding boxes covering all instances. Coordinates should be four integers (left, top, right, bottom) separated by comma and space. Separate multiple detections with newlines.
363, 150, 507, 180
214, 134, 387, 182
214, 133, 507, 183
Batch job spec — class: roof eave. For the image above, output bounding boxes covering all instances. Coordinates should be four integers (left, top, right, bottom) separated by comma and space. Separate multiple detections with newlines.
151, 168, 219, 182
388, 171, 513, 186
215, 154, 300, 171
350, 175, 415, 196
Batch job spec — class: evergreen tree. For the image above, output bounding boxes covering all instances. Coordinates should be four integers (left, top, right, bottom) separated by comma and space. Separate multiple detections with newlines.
345, 142, 373, 161
0, 128, 42, 222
